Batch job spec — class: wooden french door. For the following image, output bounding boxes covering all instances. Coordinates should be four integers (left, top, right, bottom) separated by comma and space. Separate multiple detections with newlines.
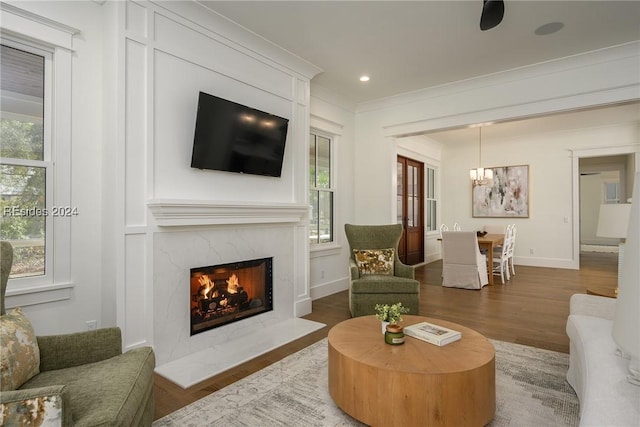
397, 156, 424, 265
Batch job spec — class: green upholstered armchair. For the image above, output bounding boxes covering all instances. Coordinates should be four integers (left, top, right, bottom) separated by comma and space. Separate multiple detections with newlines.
0, 241, 155, 426
344, 224, 420, 317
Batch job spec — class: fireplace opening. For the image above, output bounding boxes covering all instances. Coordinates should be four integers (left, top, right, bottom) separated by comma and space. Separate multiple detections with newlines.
190, 257, 273, 336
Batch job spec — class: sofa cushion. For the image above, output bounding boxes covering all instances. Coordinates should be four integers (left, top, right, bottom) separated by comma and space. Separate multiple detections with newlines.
21, 346, 155, 426
566, 314, 640, 426
351, 274, 419, 294
353, 248, 395, 276
0, 307, 40, 391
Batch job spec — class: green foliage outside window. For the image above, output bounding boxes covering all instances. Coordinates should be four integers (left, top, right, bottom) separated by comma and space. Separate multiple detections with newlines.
1, 119, 46, 276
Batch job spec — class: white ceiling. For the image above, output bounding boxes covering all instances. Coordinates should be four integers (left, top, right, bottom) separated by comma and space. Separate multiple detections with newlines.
199, 1, 640, 105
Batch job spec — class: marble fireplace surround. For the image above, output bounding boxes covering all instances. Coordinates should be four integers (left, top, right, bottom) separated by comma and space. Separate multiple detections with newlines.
150, 200, 325, 388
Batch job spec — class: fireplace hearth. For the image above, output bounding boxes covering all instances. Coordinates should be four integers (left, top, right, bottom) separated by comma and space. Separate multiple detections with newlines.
190, 257, 273, 336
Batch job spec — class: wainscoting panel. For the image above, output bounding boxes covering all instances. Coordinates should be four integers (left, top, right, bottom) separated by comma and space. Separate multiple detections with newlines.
125, 38, 148, 227
153, 12, 293, 101
116, 0, 318, 355
124, 232, 149, 349
125, 1, 147, 38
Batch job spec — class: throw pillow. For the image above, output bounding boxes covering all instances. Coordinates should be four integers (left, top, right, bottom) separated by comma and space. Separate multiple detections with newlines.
0, 307, 40, 391
353, 248, 395, 276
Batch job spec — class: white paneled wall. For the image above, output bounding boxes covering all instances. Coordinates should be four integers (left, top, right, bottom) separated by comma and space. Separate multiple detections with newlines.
113, 1, 320, 353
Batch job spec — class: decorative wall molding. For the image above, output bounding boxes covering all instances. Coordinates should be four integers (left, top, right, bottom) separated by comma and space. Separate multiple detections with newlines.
0, 2, 80, 50
5, 282, 74, 309
148, 199, 309, 226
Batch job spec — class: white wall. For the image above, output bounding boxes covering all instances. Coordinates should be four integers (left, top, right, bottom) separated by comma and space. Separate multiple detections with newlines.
349, 42, 640, 269
108, 0, 320, 350
442, 123, 639, 268
2, 1, 321, 348
308, 86, 356, 300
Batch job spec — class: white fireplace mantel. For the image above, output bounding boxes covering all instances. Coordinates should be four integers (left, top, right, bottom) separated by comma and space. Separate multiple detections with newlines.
148, 199, 310, 227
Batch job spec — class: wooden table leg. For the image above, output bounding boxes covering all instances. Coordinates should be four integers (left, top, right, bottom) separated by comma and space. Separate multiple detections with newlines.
480, 242, 494, 285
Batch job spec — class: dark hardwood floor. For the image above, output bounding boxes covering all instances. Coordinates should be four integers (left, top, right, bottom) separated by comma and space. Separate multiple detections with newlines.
154, 252, 617, 420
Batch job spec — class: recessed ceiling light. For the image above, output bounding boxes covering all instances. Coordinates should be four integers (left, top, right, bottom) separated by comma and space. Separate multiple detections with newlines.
534, 22, 564, 36
359, 75, 370, 82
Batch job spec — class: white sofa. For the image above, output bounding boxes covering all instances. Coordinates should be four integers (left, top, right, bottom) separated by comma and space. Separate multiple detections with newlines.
566, 294, 640, 426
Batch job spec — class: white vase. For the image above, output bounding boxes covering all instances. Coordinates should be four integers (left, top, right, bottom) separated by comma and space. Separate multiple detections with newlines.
381, 321, 389, 335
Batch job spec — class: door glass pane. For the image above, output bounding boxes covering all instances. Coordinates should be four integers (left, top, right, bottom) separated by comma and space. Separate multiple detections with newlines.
0, 164, 46, 277
318, 191, 333, 243
317, 136, 330, 189
412, 168, 420, 227
397, 161, 403, 224
407, 165, 418, 227
407, 196, 414, 227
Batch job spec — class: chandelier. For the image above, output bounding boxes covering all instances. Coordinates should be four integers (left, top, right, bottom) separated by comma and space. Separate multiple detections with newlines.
469, 127, 493, 185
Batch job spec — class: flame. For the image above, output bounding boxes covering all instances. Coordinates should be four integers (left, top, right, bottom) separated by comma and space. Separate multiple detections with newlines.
226, 274, 239, 294
198, 275, 214, 298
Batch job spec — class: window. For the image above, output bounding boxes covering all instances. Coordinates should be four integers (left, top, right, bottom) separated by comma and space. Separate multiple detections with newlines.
309, 131, 333, 244
0, 6, 75, 303
425, 167, 437, 232
604, 181, 620, 204
0, 42, 51, 280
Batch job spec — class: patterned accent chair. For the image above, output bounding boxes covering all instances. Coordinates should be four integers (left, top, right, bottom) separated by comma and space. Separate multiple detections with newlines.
344, 224, 420, 317
0, 241, 156, 426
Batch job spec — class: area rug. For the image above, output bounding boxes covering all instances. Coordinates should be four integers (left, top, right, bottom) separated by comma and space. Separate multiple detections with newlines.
154, 338, 580, 427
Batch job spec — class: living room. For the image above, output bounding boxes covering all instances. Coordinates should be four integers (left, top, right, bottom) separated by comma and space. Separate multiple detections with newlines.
1, 1, 639, 425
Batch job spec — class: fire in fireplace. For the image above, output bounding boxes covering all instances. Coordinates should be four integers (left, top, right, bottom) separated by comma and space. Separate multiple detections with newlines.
190, 257, 273, 336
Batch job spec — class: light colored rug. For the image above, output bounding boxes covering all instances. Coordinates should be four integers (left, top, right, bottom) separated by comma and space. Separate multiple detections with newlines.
154, 338, 580, 427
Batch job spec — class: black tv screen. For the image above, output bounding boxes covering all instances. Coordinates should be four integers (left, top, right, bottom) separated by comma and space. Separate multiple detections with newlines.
191, 92, 289, 177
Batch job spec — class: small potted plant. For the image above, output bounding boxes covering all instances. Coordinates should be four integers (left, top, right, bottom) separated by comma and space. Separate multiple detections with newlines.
374, 302, 409, 334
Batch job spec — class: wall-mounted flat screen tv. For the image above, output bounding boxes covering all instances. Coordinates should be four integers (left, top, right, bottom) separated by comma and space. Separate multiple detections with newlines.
191, 92, 289, 178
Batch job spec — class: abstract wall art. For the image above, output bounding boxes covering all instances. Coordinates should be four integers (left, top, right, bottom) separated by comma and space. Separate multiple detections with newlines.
472, 165, 529, 218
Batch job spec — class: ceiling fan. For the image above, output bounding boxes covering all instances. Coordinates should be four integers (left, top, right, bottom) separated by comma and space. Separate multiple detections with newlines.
480, 0, 505, 31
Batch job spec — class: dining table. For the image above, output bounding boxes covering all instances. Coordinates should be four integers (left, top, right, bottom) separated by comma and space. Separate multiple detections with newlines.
477, 233, 505, 285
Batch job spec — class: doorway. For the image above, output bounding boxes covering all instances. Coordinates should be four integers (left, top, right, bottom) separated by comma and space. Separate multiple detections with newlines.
397, 155, 424, 265
573, 150, 638, 269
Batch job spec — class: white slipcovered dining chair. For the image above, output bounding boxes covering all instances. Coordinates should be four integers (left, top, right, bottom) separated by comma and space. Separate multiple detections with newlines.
453, 222, 462, 231
441, 231, 489, 289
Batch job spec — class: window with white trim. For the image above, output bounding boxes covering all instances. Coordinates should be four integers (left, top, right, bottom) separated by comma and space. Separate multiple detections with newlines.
0, 6, 75, 302
309, 131, 334, 244
1, 41, 52, 280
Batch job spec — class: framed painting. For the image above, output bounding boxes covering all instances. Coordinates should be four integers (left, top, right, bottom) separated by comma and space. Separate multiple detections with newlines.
472, 165, 529, 218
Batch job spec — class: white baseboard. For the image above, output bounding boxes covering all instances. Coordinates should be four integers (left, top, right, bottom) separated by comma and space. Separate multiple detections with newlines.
310, 277, 349, 300
580, 244, 618, 253
513, 256, 578, 270
294, 296, 313, 317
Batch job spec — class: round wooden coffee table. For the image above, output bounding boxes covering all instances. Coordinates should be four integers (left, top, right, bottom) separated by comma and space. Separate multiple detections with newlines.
328, 315, 495, 427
